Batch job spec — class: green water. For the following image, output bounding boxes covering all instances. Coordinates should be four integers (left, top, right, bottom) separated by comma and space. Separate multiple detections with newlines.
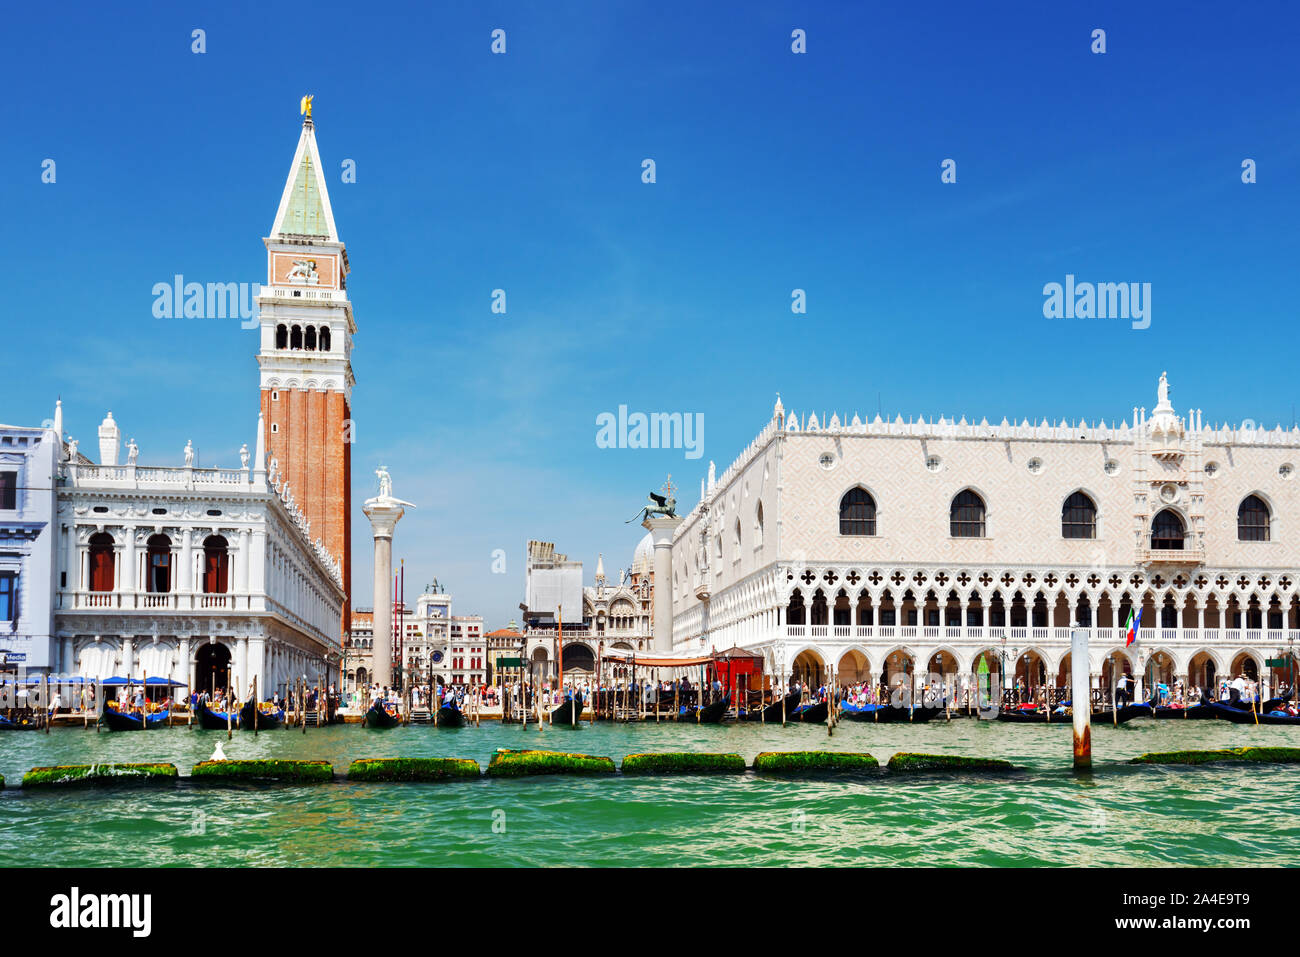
2, 718, 1297, 867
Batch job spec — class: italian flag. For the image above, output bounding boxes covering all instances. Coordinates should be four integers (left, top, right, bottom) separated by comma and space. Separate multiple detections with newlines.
1125, 607, 1143, 647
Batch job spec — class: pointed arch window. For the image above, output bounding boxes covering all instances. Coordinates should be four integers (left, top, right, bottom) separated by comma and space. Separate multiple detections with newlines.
1238, 495, 1270, 542
1062, 492, 1097, 539
1150, 509, 1185, 550
839, 487, 876, 536
146, 533, 172, 592
89, 532, 115, 592
755, 501, 764, 548
950, 490, 986, 538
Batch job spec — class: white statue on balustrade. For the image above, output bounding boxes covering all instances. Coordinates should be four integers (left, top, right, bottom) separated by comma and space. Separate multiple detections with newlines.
184, 440, 194, 467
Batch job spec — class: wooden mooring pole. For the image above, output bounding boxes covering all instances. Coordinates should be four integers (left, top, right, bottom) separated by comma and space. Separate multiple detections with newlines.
1071, 626, 1091, 770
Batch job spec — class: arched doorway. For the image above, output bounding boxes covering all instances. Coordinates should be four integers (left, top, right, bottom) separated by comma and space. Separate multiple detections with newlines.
194, 642, 232, 697
355, 666, 368, 688
1188, 651, 1217, 694
1231, 651, 1259, 681
791, 649, 825, 688
1014, 649, 1048, 697
881, 648, 915, 690
837, 649, 869, 685
560, 643, 595, 673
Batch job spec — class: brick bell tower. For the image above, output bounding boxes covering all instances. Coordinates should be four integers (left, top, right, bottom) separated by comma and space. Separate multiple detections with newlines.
255, 97, 355, 638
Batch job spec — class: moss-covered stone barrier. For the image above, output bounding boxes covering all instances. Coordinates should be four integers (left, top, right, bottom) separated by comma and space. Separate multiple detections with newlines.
1132, 747, 1300, 766
621, 752, 746, 774
190, 759, 334, 783
22, 763, 179, 788
753, 751, 880, 774
0, 772, 5, 789
347, 757, 480, 782
487, 749, 616, 778
887, 752, 1015, 773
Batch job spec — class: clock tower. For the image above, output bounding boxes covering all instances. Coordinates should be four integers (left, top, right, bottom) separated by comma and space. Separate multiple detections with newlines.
255, 101, 355, 636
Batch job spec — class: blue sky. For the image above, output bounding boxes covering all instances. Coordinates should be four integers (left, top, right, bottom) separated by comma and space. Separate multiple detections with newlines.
3, 1, 1298, 627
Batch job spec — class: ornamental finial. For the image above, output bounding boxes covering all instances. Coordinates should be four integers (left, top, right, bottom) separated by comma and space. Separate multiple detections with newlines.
300, 94, 313, 119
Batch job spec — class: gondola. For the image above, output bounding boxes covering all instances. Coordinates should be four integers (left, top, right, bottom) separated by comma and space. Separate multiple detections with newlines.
679, 695, 730, 723
196, 699, 240, 730
239, 699, 286, 730
437, 697, 465, 728
1153, 703, 1215, 720
100, 699, 169, 731
0, 711, 43, 730
1206, 700, 1300, 725
838, 701, 885, 721
1095, 701, 1154, 724
792, 699, 828, 723
873, 704, 943, 723
548, 696, 581, 725
363, 699, 401, 728
996, 708, 1065, 724
744, 692, 803, 722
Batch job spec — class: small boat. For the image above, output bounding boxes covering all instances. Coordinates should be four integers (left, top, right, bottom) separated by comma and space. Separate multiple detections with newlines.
364, 700, 401, 728
101, 699, 169, 731
680, 695, 730, 723
196, 699, 240, 730
792, 700, 828, 723
744, 692, 803, 722
549, 696, 581, 725
0, 712, 42, 731
1153, 703, 1215, 720
437, 697, 465, 728
239, 699, 286, 730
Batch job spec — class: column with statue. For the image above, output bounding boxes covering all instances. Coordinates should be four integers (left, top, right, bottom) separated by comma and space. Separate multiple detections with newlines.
363, 466, 415, 694
634, 477, 683, 654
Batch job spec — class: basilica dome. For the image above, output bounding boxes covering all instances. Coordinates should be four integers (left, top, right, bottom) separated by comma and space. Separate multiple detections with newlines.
632, 532, 654, 574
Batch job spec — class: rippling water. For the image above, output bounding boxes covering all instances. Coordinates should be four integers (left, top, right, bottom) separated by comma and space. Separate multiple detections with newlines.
2, 718, 1297, 867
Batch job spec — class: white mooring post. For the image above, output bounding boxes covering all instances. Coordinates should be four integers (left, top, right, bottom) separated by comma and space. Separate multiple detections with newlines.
1071, 625, 1091, 770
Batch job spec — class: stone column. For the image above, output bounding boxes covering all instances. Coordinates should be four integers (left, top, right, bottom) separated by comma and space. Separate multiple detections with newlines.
363, 478, 412, 692
643, 515, 684, 653
235, 637, 249, 697
178, 637, 191, 690
121, 637, 134, 680
248, 637, 266, 699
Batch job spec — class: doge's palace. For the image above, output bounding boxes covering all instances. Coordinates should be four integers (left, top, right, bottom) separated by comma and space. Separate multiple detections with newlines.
671, 375, 1300, 697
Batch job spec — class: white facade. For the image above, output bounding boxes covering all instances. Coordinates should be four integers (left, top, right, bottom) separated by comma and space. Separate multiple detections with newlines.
669, 376, 1300, 693
524, 540, 582, 621
0, 420, 60, 672
53, 406, 345, 697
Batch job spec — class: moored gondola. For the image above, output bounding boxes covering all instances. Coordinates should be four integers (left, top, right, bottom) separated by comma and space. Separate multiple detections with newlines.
437, 697, 465, 728
1205, 700, 1300, 725
239, 699, 286, 730
873, 703, 943, 723
548, 695, 581, 725
792, 699, 828, 723
0, 711, 43, 730
1153, 703, 1215, 720
679, 694, 730, 723
364, 699, 401, 728
100, 699, 169, 731
744, 692, 803, 722
196, 699, 240, 730
996, 708, 1063, 724
838, 701, 884, 721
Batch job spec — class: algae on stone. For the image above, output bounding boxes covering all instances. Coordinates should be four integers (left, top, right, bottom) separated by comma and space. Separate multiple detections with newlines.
347, 757, 480, 781
487, 749, 615, 777
621, 752, 746, 774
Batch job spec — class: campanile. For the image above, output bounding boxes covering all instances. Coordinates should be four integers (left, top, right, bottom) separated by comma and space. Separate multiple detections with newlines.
255, 98, 355, 636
